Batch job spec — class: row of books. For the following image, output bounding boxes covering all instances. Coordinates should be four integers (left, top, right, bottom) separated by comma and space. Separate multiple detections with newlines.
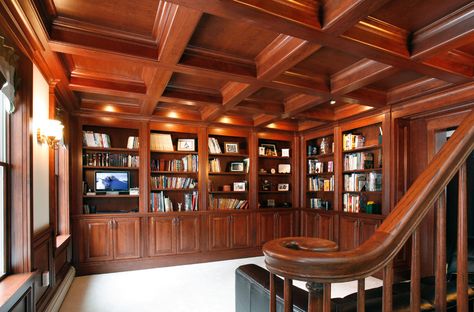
208, 196, 249, 210
308, 160, 333, 174
150, 133, 174, 151
309, 198, 331, 210
208, 137, 222, 154
343, 193, 361, 213
209, 158, 222, 172
342, 133, 365, 151
150, 155, 198, 172
308, 176, 334, 191
150, 176, 197, 190
150, 191, 198, 212
344, 172, 382, 192
344, 152, 374, 171
83, 131, 111, 148
126, 136, 139, 149
83, 153, 139, 167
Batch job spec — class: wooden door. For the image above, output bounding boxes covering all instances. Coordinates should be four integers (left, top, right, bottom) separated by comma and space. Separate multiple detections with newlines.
339, 215, 359, 251
359, 217, 381, 245
316, 212, 335, 241
258, 212, 276, 245
276, 211, 294, 238
82, 218, 113, 262
209, 214, 231, 251
177, 215, 200, 254
113, 217, 140, 260
301, 210, 317, 237
148, 216, 176, 256
231, 213, 251, 248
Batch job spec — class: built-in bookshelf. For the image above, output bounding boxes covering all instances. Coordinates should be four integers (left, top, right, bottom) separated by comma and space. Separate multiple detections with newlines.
81, 125, 140, 214
341, 123, 383, 214
305, 134, 334, 210
149, 130, 199, 212
207, 131, 249, 210
257, 137, 293, 209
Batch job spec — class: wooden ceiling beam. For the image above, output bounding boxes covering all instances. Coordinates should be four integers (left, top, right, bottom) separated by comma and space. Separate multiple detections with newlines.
167, 0, 470, 83
238, 100, 284, 115
387, 77, 453, 105
69, 75, 147, 95
334, 103, 374, 120
140, 5, 202, 115
295, 109, 336, 122
423, 50, 474, 78
341, 87, 387, 108
253, 114, 280, 128
283, 94, 328, 118
160, 87, 222, 107
298, 120, 327, 132
323, 0, 391, 35
411, 3, 474, 60
331, 59, 397, 97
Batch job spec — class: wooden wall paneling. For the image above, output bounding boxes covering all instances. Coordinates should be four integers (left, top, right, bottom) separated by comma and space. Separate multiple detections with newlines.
139, 122, 149, 213
32, 228, 53, 310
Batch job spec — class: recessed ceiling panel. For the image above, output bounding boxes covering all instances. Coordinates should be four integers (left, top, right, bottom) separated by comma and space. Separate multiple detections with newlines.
368, 70, 424, 91
168, 72, 227, 95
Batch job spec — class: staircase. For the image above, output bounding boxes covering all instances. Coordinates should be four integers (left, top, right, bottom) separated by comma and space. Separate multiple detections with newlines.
263, 110, 474, 311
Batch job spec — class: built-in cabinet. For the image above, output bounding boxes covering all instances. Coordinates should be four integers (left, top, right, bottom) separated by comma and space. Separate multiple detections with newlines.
257, 210, 296, 245
208, 212, 252, 250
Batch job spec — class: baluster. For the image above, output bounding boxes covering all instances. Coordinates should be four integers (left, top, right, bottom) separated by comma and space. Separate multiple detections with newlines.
435, 190, 447, 311
383, 261, 393, 312
270, 273, 276, 312
457, 163, 468, 311
357, 279, 365, 312
323, 283, 331, 312
306, 282, 323, 312
284, 278, 293, 312
410, 229, 420, 311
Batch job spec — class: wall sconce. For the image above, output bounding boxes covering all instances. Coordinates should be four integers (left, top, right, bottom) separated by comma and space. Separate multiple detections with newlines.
37, 119, 64, 149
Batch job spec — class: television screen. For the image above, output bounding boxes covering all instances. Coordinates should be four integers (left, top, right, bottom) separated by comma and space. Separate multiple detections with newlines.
95, 171, 129, 192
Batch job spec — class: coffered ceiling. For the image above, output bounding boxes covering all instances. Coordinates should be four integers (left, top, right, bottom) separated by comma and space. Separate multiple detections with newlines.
3, 0, 473, 130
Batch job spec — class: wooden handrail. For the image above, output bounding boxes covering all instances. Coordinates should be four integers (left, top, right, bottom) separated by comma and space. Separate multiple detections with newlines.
264, 109, 474, 283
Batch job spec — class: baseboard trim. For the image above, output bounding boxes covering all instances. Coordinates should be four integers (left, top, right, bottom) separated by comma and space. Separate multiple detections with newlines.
44, 266, 76, 312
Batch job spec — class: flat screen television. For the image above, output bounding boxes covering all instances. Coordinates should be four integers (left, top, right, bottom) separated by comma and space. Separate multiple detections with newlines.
95, 171, 130, 192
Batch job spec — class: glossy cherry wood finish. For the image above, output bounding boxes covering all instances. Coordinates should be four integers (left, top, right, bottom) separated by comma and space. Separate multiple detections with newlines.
81, 218, 114, 262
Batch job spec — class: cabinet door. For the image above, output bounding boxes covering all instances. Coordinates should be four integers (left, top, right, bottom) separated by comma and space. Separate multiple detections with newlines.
177, 216, 200, 254
276, 211, 294, 238
339, 216, 359, 251
209, 214, 231, 251
148, 216, 176, 256
316, 212, 335, 241
113, 217, 141, 260
301, 211, 317, 237
359, 217, 381, 245
258, 212, 276, 246
231, 213, 251, 248
83, 218, 113, 262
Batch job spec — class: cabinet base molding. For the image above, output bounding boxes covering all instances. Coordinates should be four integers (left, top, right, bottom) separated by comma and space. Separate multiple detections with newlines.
75, 248, 263, 276
44, 267, 76, 312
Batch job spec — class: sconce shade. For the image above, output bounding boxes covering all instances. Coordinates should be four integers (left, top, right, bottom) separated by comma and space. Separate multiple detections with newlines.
37, 119, 64, 149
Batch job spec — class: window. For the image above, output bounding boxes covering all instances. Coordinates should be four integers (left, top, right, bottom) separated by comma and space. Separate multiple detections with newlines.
0, 91, 10, 278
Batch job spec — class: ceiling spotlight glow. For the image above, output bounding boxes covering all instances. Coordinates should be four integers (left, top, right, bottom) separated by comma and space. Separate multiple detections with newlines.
330, 100, 336, 105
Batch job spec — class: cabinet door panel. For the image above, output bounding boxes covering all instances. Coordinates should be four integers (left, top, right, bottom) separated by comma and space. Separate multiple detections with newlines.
302, 211, 317, 237
339, 216, 359, 251
148, 217, 176, 256
258, 212, 276, 246
114, 217, 140, 260
209, 215, 231, 251
317, 213, 334, 241
277, 211, 294, 238
231, 213, 251, 248
359, 218, 380, 245
83, 218, 113, 262
177, 216, 200, 254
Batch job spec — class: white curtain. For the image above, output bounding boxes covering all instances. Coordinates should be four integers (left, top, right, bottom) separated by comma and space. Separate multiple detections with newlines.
0, 36, 17, 113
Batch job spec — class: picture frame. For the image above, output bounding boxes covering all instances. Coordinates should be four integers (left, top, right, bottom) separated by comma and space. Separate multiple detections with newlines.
260, 143, 277, 156
230, 161, 244, 172
281, 148, 290, 157
267, 199, 275, 208
224, 142, 239, 154
278, 164, 291, 174
277, 183, 289, 191
177, 139, 195, 151
258, 146, 266, 156
233, 182, 246, 192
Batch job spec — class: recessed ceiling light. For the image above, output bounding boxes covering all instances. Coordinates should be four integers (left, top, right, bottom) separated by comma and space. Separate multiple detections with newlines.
330, 100, 336, 105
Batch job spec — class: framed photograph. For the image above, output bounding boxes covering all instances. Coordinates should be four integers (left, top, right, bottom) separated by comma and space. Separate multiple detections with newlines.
267, 199, 275, 208
261, 143, 277, 156
258, 146, 266, 156
281, 148, 290, 157
230, 161, 244, 172
278, 183, 289, 191
177, 139, 195, 151
233, 182, 246, 192
278, 164, 291, 174
224, 142, 239, 154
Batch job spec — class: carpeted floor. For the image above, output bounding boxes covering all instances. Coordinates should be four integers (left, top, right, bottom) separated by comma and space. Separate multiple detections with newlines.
59, 256, 382, 312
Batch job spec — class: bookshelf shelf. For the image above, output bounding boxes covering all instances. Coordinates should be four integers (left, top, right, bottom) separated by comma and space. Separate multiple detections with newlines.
258, 155, 291, 159
208, 153, 249, 158
343, 191, 382, 194
151, 188, 197, 192
83, 166, 139, 170
342, 145, 381, 154
83, 147, 139, 153
151, 150, 198, 155
258, 173, 291, 176
150, 170, 197, 175
306, 172, 333, 177
209, 191, 248, 194
83, 195, 139, 199
307, 190, 334, 193
307, 153, 334, 159
209, 172, 247, 176
259, 191, 291, 194
343, 168, 382, 174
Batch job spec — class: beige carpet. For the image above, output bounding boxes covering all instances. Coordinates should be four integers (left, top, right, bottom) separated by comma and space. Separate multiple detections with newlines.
59, 256, 382, 312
